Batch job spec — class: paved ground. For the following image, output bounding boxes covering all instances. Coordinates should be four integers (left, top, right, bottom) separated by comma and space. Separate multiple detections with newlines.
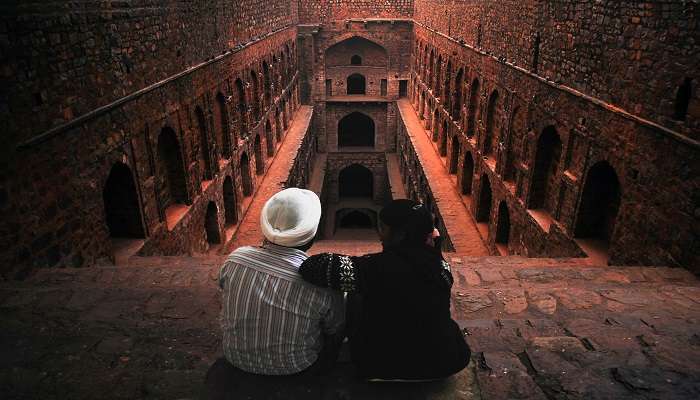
2, 255, 699, 399
396, 99, 489, 256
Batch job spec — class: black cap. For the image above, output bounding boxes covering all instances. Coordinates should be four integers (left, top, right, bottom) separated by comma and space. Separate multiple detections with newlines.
379, 199, 434, 237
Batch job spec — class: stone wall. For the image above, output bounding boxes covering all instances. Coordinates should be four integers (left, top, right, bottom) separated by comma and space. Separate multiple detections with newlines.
298, 0, 414, 23
413, 0, 699, 140
411, 24, 698, 271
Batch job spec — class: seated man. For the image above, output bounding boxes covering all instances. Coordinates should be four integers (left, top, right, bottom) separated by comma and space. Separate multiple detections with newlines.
300, 199, 470, 381
206, 189, 344, 397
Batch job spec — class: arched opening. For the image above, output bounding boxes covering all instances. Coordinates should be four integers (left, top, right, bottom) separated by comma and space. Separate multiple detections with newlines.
157, 127, 188, 205
432, 110, 440, 141
223, 176, 238, 226
196, 106, 213, 181
434, 55, 443, 96
351, 55, 362, 65
103, 163, 145, 238
505, 106, 525, 182
347, 73, 366, 95
443, 60, 452, 109
265, 119, 274, 156
440, 120, 448, 156
340, 210, 373, 229
467, 79, 480, 138
575, 161, 621, 243
338, 112, 375, 148
215, 93, 232, 159
476, 174, 492, 223
428, 50, 435, 86
239, 153, 253, 197
275, 108, 282, 142
529, 126, 562, 213
250, 69, 261, 120
484, 90, 499, 157
254, 134, 264, 175
450, 135, 460, 174
674, 77, 692, 121
496, 201, 511, 245
263, 62, 272, 106
235, 78, 246, 138
462, 152, 475, 195
452, 68, 463, 120
339, 164, 374, 198
205, 201, 221, 245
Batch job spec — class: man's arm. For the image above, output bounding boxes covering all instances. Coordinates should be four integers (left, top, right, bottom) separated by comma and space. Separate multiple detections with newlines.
299, 253, 369, 293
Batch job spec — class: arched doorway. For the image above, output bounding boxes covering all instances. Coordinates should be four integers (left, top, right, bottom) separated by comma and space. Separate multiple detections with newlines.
351, 55, 362, 65
239, 153, 253, 196
452, 68, 464, 120
263, 62, 272, 106
347, 74, 366, 95
339, 164, 374, 198
196, 106, 213, 181
440, 120, 448, 156
339, 210, 373, 229
496, 201, 511, 245
275, 108, 283, 142
250, 69, 261, 120
529, 126, 562, 213
467, 79, 480, 138
484, 90, 499, 157
205, 201, 221, 245
432, 110, 439, 142
574, 161, 621, 243
235, 78, 246, 139
254, 134, 264, 175
157, 127, 188, 205
338, 112, 375, 148
103, 163, 145, 238
462, 152, 475, 195
265, 120, 274, 156
477, 174, 492, 223
215, 92, 232, 159
450, 135, 460, 174
223, 176, 238, 226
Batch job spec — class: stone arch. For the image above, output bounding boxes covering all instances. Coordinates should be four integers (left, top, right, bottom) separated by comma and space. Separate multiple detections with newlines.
239, 152, 253, 196
157, 127, 188, 205
205, 201, 221, 245
337, 209, 376, 230
103, 162, 145, 238
439, 119, 449, 156
250, 69, 261, 120
450, 135, 460, 174
275, 108, 282, 142
505, 105, 525, 182
215, 92, 232, 159
529, 126, 562, 212
223, 176, 238, 226
432, 109, 440, 141
467, 78, 480, 138
339, 164, 374, 198
453, 68, 464, 120
462, 151, 475, 195
338, 112, 375, 148
254, 134, 264, 175
484, 90, 499, 157
235, 78, 246, 139
496, 201, 511, 246
347, 73, 366, 95
574, 161, 621, 243
265, 119, 274, 156
435, 54, 443, 96
263, 61, 272, 106
477, 174, 492, 223
674, 77, 692, 121
195, 106, 213, 181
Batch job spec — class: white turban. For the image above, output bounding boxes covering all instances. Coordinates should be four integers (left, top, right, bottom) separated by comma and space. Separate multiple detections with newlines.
260, 188, 322, 247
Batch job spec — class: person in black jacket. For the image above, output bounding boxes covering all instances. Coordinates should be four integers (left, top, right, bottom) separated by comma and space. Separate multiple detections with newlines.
299, 199, 471, 381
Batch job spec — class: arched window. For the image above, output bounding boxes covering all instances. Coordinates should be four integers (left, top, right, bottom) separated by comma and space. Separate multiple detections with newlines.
223, 176, 238, 226
338, 112, 375, 148
496, 201, 511, 246
484, 90, 499, 157
467, 79, 480, 137
347, 74, 366, 95
239, 153, 253, 197
575, 162, 621, 243
250, 70, 261, 120
235, 78, 246, 139
505, 106, 525, 182
450, 136, 460, 174
674, 77, 692, 121
254, 134, 264, 175
462, 152, 475, 195
263, 62, 272, 106
215, 93, 232, 158
265, 119, 274, 156
440, 120, 449, 156
195, 106, 213, 181
205, 202, 221, 245
452, 68, 464, 121
339, 164, 374, 198
351, 55, 362, 65
157, 127, 188, 206
529, 126, 562, 213
477, 174, 492, 223
103, 163, 145, 238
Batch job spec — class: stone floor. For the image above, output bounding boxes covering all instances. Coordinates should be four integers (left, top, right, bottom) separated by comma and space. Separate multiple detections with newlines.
2, 255, 699, 399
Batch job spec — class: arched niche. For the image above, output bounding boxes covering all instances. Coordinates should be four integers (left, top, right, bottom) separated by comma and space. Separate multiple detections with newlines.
338, 112, 375, 148
103, 163, 145, 238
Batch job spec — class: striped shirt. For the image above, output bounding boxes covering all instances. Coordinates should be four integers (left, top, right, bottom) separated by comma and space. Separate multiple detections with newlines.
218, 242, 344, 375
